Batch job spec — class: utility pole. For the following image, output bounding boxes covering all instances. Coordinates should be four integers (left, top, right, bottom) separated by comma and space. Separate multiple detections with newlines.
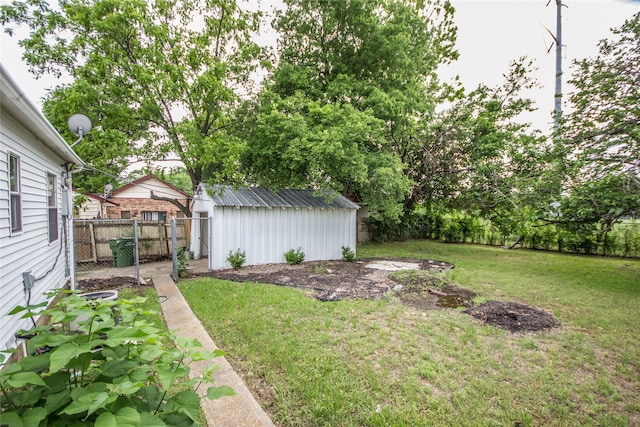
553, 0, 563, 131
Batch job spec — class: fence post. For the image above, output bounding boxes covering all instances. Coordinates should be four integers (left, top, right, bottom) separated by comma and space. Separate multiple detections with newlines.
172, 218, 178, 281
134, 218, 140, 285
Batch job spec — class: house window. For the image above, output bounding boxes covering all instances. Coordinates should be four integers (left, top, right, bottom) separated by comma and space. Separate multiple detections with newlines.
141, 211, 167, 222
120, 211, 131, 219
9, 153, 22, 233
47, 173, 58, 242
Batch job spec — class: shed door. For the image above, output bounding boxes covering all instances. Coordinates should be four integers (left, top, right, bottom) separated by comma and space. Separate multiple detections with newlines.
199, 212, 209, 258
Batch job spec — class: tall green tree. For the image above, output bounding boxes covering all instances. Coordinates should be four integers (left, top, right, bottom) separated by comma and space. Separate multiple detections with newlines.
558, 12, 640, 236
1, 0, 264, 203
242, 0, 458, 222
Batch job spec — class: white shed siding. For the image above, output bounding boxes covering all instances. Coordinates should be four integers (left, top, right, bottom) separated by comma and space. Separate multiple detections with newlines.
209, 205, 356, 270
0, 117, 69, 352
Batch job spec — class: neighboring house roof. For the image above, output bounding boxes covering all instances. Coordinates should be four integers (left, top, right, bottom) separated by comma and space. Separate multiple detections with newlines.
0, 64, 84, 167
111, 174, 190, 198
199, 184, 360, 210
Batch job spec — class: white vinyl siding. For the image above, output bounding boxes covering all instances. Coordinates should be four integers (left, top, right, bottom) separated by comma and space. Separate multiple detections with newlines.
0, 116, 68, 352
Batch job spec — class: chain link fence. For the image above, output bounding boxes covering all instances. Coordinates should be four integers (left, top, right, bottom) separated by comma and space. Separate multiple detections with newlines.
74, 219, 188, 272
74, 218, 213, 284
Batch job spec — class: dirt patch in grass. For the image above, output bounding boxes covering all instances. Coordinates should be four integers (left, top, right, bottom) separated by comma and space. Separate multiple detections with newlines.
76, 276, 146, 292
79, 258, 560, 333
463, 301, 561, 333
195, 258, 454, 301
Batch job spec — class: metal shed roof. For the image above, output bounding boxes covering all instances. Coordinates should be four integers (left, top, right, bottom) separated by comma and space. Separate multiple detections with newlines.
200, 184, 360, 209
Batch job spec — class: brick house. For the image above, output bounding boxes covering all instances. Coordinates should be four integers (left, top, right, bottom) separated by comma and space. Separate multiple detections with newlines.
104, 175, 191, 222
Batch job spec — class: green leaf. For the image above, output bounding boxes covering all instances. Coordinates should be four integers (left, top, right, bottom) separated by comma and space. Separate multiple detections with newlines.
139, 347, 165, 362
164, 390, 201, 422
157, 366, 189, 391
139, 411, 167, 426
110, 377, 143, 395
176, 337, 202, 349
12, 388, 43, 406
95, 407, 140, 427
114, 407, 141, 425
95, 412, 118, 427
0, 411, 23, 427
20, 406, 48, 427
6, 371, 47, 388
60, 391, 115, 417
29, 332, 73, 350
43, 371, 71, 394
49, 342, 91, 373
104, 326, 150, 347
100, 360, 139, 378
7, 301, 48, 315
18, 352, 51, 372
0, 361, 23, 376
44, 389, 72, 414
206, 385, 236, 400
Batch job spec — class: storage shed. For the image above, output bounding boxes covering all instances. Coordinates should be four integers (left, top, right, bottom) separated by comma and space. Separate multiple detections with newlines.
191, 184, 359, 270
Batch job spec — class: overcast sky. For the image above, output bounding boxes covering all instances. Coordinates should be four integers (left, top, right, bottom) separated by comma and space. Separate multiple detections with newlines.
1, 0, 639, 136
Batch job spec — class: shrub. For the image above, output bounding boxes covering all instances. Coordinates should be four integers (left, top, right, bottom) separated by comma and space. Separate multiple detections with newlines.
227, 249, 246, 270
177, 246, 190, 277
0, 290, 234, 426
341, 246, 356, 262
284, 247, 305, 265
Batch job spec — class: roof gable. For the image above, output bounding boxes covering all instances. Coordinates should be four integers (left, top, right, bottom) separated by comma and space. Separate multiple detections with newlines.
111, 175, 190, 199
199, 184, 359, 210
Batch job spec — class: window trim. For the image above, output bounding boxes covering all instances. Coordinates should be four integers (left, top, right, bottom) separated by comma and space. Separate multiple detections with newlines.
9, 153, 22, 233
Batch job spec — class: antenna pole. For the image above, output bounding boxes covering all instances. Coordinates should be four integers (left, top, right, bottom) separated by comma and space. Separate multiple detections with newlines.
70, 128, 85, 148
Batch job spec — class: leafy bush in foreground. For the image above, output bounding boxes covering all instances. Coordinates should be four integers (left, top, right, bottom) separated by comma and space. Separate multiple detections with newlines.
284, 248, 305, 265
0, 291, 234, 426
227, 248, 246, 270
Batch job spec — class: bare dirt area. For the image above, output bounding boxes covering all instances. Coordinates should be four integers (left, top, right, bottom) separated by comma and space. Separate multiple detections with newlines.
196, 258, 454, 301
78, 258, 560, 333
463, 301, 560, 333
77, 276, 143, 292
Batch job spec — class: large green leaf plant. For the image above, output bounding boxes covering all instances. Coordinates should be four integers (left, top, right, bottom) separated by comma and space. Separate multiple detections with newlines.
0, 291, 233, 426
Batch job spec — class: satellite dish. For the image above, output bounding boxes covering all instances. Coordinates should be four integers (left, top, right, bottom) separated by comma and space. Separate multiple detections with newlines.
103, 183, 113, 199
68, 114, 92, 136
68, 114, 92, 148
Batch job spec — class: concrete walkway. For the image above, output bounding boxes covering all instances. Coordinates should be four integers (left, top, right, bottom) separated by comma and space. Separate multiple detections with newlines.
154, 274, 275, 427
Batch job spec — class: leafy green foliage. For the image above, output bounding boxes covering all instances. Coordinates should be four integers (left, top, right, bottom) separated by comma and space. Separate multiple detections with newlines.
242, 0, 457, 223
341, 246, 356, 262
0, 290, 233, 426
284, 248, 305, 265
177, 247, 190, 278
0, 0, 265, 193
227, 249, 246, 270
557, 12, 640, 234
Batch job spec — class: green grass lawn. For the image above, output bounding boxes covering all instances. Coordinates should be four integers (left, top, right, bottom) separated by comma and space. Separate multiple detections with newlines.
179, 240, 640, 426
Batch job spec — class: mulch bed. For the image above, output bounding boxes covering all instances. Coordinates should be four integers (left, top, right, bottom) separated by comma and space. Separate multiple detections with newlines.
463, 301, 560, 333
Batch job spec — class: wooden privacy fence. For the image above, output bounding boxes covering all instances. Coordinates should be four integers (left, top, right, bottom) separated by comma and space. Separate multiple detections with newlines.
74, 219, 189, 264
